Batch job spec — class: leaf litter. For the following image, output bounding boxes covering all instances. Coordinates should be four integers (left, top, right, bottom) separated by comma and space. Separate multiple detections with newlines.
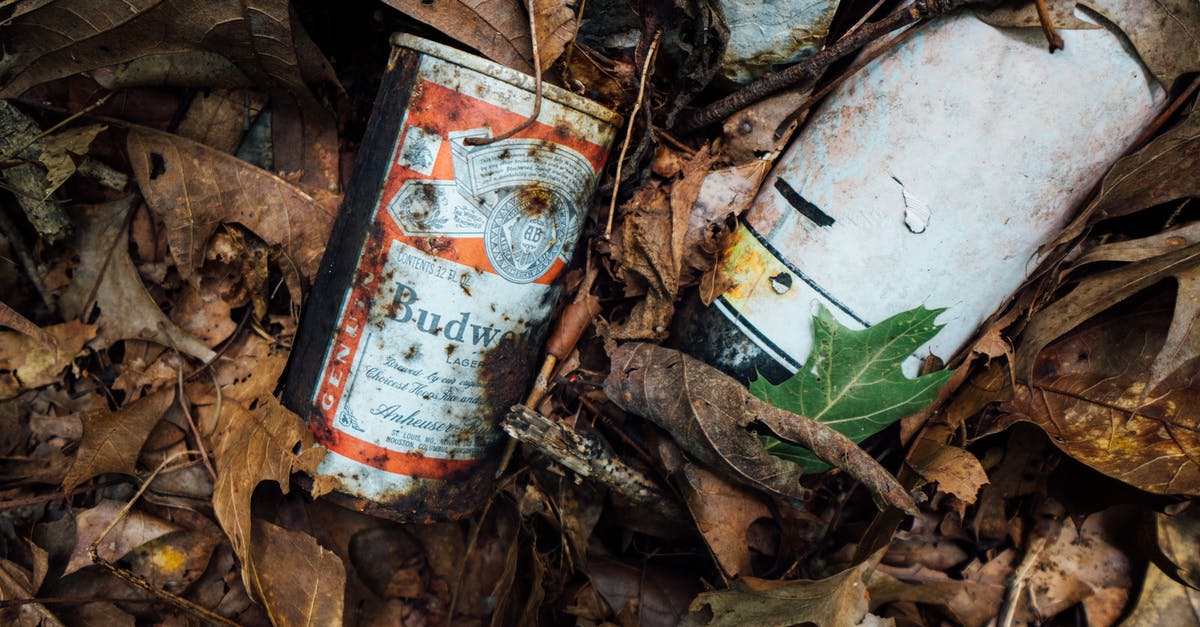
0, 0, 1199, 625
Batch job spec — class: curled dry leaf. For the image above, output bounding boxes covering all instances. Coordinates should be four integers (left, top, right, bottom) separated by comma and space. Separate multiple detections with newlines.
61, 387, 174, 494
682, 550, 884, 627
0, 320, 95, 401
58, 197, 216, 362
1007, 297, 1200, 495
210, 396, 330, 597
605, 343, 917, 514
248, 519, 346, 627
610, 149, 765, 339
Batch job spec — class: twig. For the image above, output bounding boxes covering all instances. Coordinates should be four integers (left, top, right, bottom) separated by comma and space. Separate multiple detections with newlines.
678, 0, 993, 132
447, 470, 525, 622
1033, 0, 1064, 52
464, 0, 542, 146
89, 450, 240, 626
0, 93, 112, 161
604, 30, 662, 240
177, 360, 217, 481
502, 405, 688, 523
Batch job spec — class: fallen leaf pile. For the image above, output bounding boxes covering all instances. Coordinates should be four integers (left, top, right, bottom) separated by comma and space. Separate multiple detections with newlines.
1, 0, 1200, 625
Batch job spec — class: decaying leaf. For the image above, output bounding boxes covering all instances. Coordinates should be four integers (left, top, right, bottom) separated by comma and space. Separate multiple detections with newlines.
248, 519, 346, 626
0, 320, 95, 400
908, 444, 989, 504
605, 343, 917, 513
682, 551, 884, 627
750, 306, 953, 472
210, 396, 330, 596
1007, 297, 1200, 495
610, 149, 766, 339
64, 499, 180, 575
127, 126, 336, 290
61, 387, 174, 494
37, 123, 107, 197
58, 197, 216, 362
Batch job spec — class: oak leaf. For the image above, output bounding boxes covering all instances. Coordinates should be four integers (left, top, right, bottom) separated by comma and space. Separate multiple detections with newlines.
61, 387, 175, 494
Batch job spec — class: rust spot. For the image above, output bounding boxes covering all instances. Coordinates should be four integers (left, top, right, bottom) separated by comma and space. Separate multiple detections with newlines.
405, 345, 418, 360
515, 185, 552, 217
1166, 236, 1187, 248
412, 236, 455, 255
478, 333, 534, 414
499, 148, 511, 159
445, 344, 456, 356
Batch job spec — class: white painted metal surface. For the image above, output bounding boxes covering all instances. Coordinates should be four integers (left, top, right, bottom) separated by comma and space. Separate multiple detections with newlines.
713, 12, 1165, 376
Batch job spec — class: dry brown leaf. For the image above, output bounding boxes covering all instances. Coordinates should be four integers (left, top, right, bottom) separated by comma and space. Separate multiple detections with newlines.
1055, 113, 1200, 246
380, 0, 542, 74
1082, 0, 1200, 89
248, 519, 346, 626
1021, 507, 1135, 623
211, 396, 330, 596
175, 89, 269, 154
127, 126, 336, 289
908, 444, 989, 505
0, 557, 64, 627
1122, 561, 1200, 626
1008, 297, 1200, 495
1151, 501, 1200, 589
679, 463, 772, 577
682, 551, 884, 627
61, 387, 174, 494
0, 0, 343, 204
37, 124, 107, 198
1015, 240, 1200, 385
0, 320, 95, 400
58, 197, 216, 362
585, 557, 701, 627
605, 343, 917, 513
123, 530, 222, 593
64, 499, 181, 575
609, 148, 723, 340
974, 0, 1099, 31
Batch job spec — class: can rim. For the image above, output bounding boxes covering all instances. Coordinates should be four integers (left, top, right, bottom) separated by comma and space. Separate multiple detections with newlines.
390, 33, 623, 127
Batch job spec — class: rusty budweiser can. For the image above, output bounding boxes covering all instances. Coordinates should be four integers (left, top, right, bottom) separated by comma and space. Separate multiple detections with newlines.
674, 11, 1165, 383
283, 34, 621, 521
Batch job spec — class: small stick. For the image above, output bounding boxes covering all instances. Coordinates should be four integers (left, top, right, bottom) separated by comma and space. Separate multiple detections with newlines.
502, 405, 688, 523
89, 451, 240, 627
1033, 0, 1065, 52
604, 30, 662, 240
678, 0, 993, 132
465, 0, 542, 146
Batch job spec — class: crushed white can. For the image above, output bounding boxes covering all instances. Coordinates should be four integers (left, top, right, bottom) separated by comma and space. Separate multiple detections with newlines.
676, 11, 1165, 382
284, 34, 621, 521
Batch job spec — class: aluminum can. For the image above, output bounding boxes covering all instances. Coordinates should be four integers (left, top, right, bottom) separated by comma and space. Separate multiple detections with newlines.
674, 12, 1165, 383
284, 34, 621, 521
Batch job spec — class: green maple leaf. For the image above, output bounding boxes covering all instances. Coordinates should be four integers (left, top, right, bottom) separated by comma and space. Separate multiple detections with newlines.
749, 305, 953, 472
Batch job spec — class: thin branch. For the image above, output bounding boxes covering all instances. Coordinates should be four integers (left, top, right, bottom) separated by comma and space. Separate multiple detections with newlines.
604, 30, 662, 240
